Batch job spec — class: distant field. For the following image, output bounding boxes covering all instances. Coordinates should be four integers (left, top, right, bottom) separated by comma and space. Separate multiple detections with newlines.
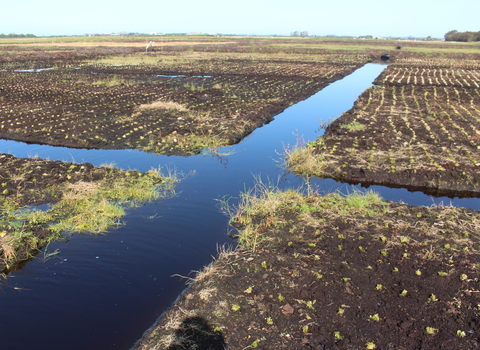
0, 40, 235, 48
269, 39, 480, 55
0, 35, 235, 48
0, 35, 214, 44
1, 35, 479, 59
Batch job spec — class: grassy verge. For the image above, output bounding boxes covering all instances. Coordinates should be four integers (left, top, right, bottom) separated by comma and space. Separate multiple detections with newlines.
0, 155, 177, 273
134, 184, 480, 350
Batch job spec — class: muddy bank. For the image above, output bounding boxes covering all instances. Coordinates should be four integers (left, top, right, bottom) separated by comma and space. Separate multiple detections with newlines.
134, 190, 480, 349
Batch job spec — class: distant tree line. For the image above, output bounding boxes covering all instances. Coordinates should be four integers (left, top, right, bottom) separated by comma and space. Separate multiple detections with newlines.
0, 33, 36, 38
445, 30, 480, 42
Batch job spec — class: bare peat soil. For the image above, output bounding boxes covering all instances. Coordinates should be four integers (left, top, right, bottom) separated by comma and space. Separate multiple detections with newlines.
0, 153, 123, 206
135, 193, 480, 350
292, 58, 480, 196
0, 50, 367, 155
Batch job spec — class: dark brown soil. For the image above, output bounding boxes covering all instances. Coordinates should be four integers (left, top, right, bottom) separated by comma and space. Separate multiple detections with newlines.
0, 153, 123, 206
3, 39, 480, 348
135, 193, 480, 350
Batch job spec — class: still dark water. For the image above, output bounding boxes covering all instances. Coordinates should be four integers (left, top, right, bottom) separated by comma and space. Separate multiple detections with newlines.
1, 64, 479, 350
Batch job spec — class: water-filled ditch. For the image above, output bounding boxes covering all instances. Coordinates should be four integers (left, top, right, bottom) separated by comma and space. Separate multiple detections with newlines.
1, 63, 479, 350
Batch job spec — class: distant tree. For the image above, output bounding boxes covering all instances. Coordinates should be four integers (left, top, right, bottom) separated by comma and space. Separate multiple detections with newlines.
291, 31, 299, 37
445, 30, 480, 42
444, 30, 458, 41
300, 31, 308, 37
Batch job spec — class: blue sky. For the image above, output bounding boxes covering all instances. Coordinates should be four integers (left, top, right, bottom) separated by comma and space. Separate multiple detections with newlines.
1, 0, 478, 38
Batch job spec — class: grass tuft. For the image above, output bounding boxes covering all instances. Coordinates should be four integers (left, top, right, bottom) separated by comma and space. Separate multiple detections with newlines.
341, 121, 366, 131
224, 177, 384, 250
136, 100, 189, 112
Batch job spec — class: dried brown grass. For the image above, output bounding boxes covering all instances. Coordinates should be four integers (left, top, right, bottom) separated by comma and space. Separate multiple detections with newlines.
62, 181, 100, 202
136, 100, 189, 112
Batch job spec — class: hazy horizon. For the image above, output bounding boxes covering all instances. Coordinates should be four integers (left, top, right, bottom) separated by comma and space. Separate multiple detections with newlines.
1, 0, 478, 39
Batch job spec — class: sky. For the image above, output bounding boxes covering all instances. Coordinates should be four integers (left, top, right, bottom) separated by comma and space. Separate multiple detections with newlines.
1, 0, 479, 38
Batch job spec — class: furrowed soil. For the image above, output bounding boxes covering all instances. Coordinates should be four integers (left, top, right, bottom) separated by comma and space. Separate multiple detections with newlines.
134, 190, 480, 350
0, 48, 368, 156
288, 57, 480, 196
0, 153, 122, 206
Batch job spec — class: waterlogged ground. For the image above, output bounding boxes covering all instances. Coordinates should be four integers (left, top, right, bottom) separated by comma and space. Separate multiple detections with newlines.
0, 47, 370, 272
287, 57, 480, 196
137, 190, 480, 350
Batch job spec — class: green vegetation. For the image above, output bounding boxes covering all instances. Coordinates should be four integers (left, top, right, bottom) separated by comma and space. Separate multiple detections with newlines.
90, 74, 134, 87
341, 120, 366, 131
46, 169, 174, 233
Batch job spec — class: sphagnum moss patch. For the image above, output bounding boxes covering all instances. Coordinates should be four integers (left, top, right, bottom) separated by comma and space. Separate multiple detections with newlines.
0, 153, 177, 273
135, 188, 480, 350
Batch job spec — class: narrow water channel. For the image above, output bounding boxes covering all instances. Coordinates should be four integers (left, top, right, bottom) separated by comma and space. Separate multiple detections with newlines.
1, 63, 479, 350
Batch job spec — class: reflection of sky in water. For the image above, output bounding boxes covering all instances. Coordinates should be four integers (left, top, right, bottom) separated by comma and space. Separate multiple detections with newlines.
1, 63, 478, 350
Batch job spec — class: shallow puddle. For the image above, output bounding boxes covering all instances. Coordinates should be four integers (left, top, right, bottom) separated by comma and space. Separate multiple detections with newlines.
14, 67, 55, 72
1, 63, 479, 350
